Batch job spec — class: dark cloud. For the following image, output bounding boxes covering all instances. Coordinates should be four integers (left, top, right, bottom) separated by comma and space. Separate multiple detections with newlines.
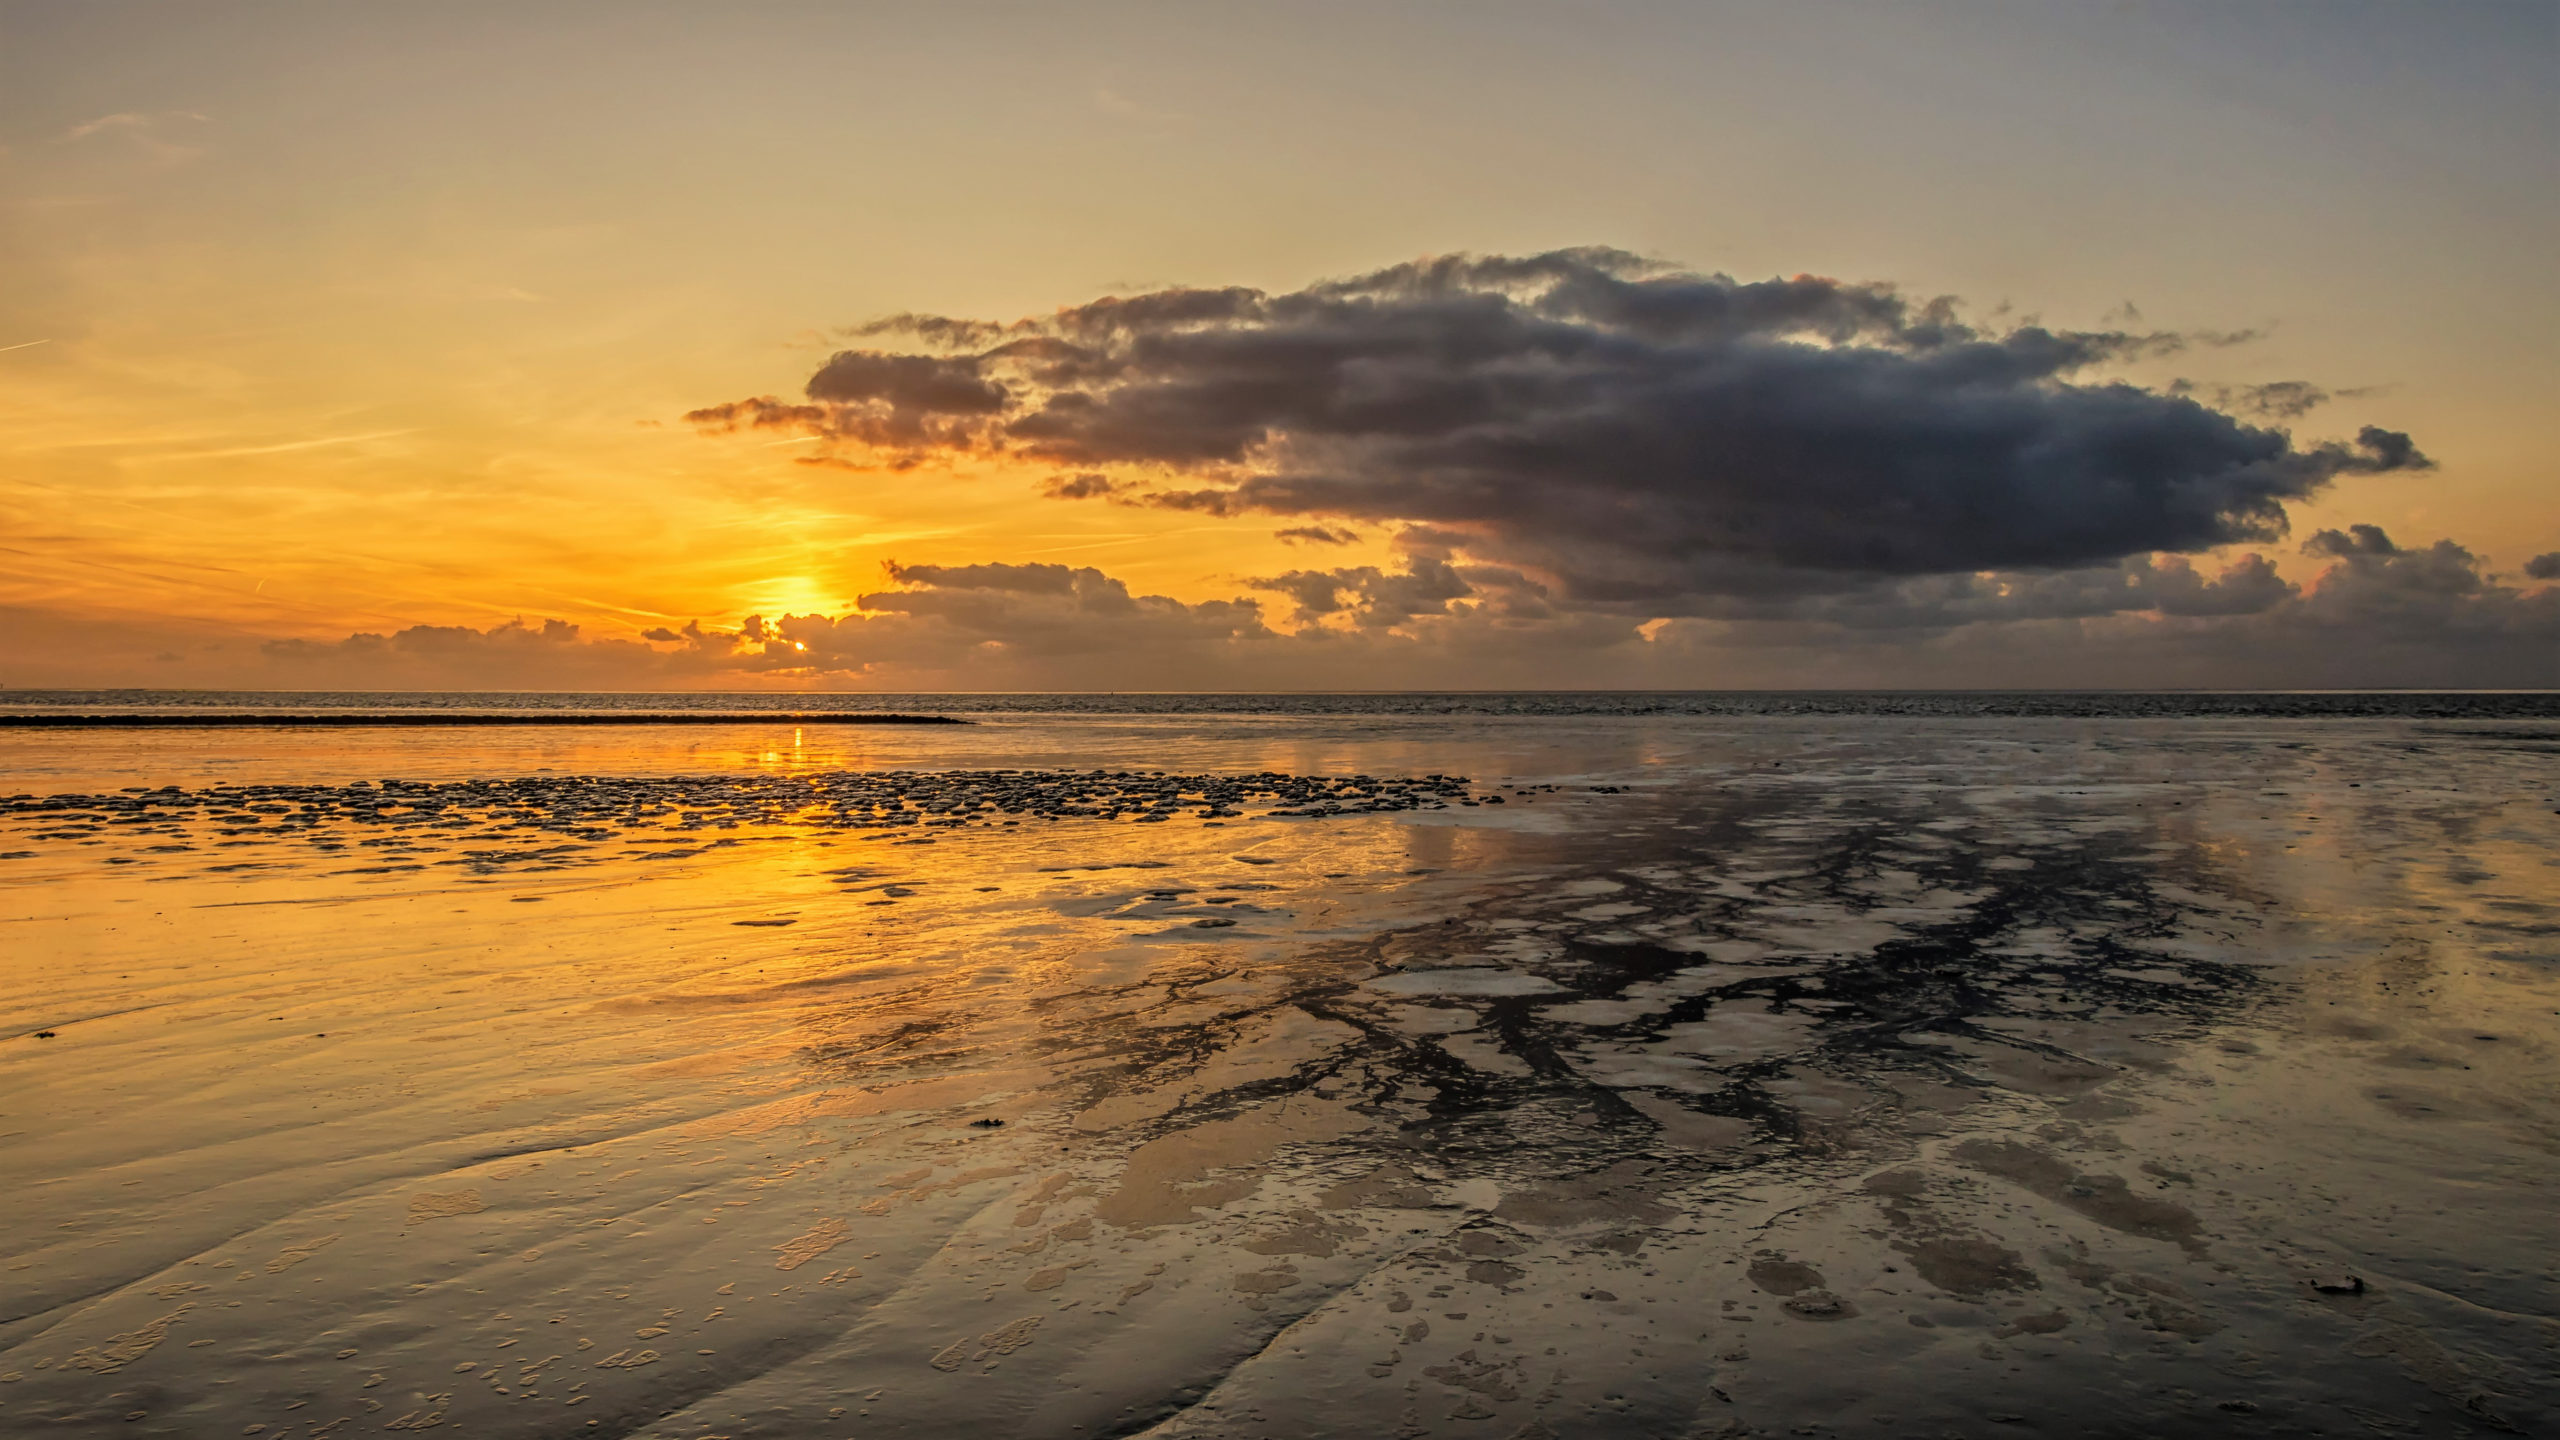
2140, 552, 2296, 617
1275, 525, 1361, 546
2303, 523, 2400, 560
2167, 378, 2359, 420
804, 351, 1007, 414
1249, 556, 1482, 629
1633, 524, 2552, 689
680, 397, 831, 433
846, 313, 1016, 350
1041, 472, 1121, 500
2527, 552, 2560, 581
2290, 526, 2547, 636
2340, 426, 2426, 473
685, 352, 1004, 453
1694, 553, 2297, 630
697, 248, 2433, 605
1252, 547, 2296, 634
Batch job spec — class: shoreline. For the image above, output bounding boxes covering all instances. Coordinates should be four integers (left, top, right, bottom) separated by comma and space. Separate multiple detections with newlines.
0, 712, 969, 729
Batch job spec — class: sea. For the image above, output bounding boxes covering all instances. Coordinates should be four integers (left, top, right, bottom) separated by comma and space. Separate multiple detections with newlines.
3, 691, 2554, 1438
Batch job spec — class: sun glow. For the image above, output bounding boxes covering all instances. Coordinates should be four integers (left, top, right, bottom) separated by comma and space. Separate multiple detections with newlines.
755, 577, 841, 619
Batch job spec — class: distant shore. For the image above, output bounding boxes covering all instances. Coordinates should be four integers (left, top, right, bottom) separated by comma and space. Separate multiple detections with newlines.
0, 712, 969, 729
0, 689, 2552, 721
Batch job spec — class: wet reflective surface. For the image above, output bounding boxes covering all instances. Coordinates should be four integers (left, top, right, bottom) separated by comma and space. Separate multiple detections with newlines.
3, 715, 2555, 1438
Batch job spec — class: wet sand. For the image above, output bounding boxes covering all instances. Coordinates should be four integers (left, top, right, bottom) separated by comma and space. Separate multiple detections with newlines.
3, 715, 2554, 1438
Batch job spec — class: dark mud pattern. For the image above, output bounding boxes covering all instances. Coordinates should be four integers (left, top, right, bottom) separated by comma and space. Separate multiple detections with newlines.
1027, 789, 2267, 1210
0, 769, 1499, 877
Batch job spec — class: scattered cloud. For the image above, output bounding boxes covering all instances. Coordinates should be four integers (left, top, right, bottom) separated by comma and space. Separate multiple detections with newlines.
1250, 556, 1487, 629
58, 110, 210, 165
258, 617, 661, 686
2288, 527, 2556, 643
1042, 472, 1122, 500
44, 522, 2521, 692
1275, 525, 1360, 546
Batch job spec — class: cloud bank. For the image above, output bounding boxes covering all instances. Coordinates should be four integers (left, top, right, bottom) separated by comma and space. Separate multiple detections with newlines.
99, 526, 2528, 692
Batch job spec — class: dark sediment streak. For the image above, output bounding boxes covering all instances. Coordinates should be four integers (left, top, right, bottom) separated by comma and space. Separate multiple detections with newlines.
0, 712, 967, 729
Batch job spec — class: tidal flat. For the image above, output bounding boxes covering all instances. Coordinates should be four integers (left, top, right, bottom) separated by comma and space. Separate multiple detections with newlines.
2, 711, 2555, 1439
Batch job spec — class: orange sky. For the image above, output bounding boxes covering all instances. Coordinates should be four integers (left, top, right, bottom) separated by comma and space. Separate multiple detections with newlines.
2, 4, 2551, 689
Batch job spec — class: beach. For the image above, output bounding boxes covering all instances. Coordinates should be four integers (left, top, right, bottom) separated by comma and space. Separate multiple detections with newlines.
3, 697, 2555, 1438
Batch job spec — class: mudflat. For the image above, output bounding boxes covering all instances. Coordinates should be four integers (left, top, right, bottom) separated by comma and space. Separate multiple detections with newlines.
3, 711, 2553, 1438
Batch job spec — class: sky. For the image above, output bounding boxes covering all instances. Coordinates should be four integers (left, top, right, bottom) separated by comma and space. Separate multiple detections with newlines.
2, 0, 2553, 691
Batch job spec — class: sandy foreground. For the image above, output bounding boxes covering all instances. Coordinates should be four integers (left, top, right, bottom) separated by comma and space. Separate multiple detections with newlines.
2, 715, 2554, 1438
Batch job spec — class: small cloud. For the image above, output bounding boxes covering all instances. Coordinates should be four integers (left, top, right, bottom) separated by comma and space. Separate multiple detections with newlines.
2305, 523, 2400, 559
154, 429, 416, 462
62, 112, 152, 141
2167, 378, 2368, 421
1042, 472, 1120, 500
2526, 552, 2560, 581
2230, 380, 2329, 420
1276, 526, 1360, 546
1139, 488, 1248, 517
59, 110, 209, 165
1094, 85, 1183, 123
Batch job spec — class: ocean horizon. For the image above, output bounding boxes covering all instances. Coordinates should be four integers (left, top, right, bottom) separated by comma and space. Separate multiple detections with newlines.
4, 686, 2557, 721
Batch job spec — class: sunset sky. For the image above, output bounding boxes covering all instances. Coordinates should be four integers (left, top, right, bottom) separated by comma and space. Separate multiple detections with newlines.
3, 1, 2552, 690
